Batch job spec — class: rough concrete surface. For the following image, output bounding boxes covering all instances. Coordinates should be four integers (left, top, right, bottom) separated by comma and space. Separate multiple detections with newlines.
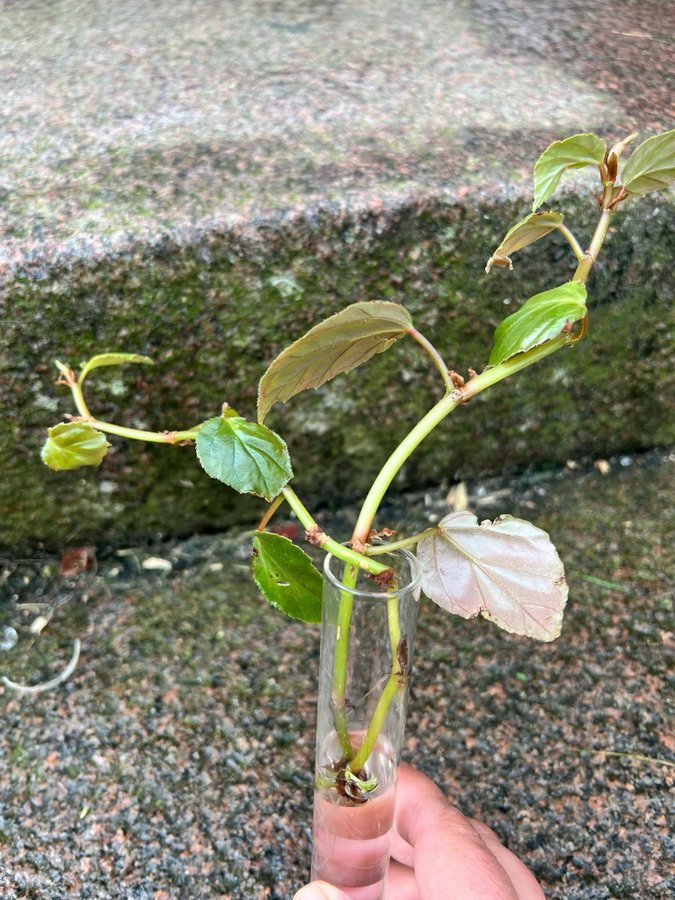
1, 5, 674, 899
1, 0, 674, 549
0, 451, 673, 898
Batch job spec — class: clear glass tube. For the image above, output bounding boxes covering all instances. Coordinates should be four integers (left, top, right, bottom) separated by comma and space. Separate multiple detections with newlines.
311, 549, 421, 899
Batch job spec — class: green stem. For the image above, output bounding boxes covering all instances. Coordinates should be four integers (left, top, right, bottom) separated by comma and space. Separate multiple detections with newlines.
351, 334, 568, 544
406, 327, 454, 393
79, 417, 199, 444
365, 528, 437, 555
281, 486, 390, 577
333, 567, 357, 758
347, 336, 576, 769
281, 486, 391, 756
345, 203, 618, 777
386, 594, 401, 662
349, 672, 402, 773
557, 223, 585, 262
68, 375, 199, 443
352, 198, 616, 546
68, 377, 93, 419
573, 208, 613, 284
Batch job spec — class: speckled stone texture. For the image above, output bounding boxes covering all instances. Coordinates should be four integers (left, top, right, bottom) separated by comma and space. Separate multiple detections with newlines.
1, 451, 673, 898
1, 0, 674, 549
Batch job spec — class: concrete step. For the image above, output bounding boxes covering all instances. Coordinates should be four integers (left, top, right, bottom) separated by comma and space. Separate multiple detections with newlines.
1, 0, 673, 549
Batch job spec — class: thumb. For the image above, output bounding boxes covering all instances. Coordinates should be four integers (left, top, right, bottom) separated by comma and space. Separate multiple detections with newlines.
294, 881, 351, 900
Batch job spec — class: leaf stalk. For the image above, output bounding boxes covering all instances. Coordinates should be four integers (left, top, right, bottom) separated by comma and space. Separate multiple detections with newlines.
406, 327, 454, 393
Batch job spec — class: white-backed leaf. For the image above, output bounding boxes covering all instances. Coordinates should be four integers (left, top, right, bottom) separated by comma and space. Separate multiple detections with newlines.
79, 353, 154, 384
257, 301, 412, 422
485, 212, 564, 273
252, 532, 322, 623
621, 129, 675, 196
488, 281, 587, 366
532, 133, 606, 211
195, 416, 293, 501
417, 511, 567, 641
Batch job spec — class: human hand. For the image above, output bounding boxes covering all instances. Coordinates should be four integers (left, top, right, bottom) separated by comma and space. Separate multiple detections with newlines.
294, 763, 544, 899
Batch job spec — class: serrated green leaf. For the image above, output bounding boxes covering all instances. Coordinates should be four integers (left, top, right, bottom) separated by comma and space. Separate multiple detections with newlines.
485, 212, 564, 273
489, 282, 587, 366
417, 511, 567, 641
41, 422, 109, 470
79, 353, 154, 384
252, 532, 322, 623
257, 301, 412, 422
195, 416, 292, 501
621, 129, 675, 196
532, 133, 606, 211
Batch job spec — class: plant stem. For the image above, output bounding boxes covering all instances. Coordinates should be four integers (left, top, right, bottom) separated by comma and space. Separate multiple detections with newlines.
349, 672, 401, 773
365, 528, 437, 555
352, 201, 616, 546
78, 417, 200, 444
281, 486, 390, 577
386, 595, 401, 662
573, 208, 613, 284
344, 203, 618, 780
406, 327, 454, 393
557, 223, 585, 261
256, 494, 286, 532
345, 338, 572, 770
351, 334, 569, 544
333, 569, 357, 758
67, 375, 200, 443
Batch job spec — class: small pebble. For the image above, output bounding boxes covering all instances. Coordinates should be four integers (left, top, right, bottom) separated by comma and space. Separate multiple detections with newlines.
29, 615, 50, 635
141, 557, 173, 573
0, 626, 18, 651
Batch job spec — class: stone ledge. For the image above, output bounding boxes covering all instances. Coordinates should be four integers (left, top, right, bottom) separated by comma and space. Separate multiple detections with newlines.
1, 0, 673, 549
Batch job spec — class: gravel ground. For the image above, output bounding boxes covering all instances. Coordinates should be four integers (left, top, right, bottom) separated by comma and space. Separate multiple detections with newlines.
1, 449, 673, 898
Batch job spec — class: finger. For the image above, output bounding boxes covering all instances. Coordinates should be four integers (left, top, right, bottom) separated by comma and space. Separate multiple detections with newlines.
394, 763, 519, 899
389, 827, 414, 869
386, 859, 421, 900
294, 881, 351, 900
469, 820, 545, 900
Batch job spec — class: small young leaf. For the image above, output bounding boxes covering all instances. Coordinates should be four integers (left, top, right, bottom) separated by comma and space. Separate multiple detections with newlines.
257, 301, 412, 422
79, 353, 154, 384
485, 212, 564, 273
252, 532, 322, 623
195, 416, 292, 501
417, 511, 567, 641
41, 422, 109, 470
488, 281, 587, 366
532, 133, 606, 211
620, 129, 675, 196
606, 132, 639, 175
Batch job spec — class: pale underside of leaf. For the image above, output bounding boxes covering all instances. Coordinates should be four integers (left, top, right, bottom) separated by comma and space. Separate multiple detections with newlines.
485, 212, 564, 273
532, 133, 606, 211
417, 511, 568, 641
257, 301, 412, 422
79, 352, 154, 383
621, 129, 675, 195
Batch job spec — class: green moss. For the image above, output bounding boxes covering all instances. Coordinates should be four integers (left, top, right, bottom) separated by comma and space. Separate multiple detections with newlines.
1, 195, 673, 549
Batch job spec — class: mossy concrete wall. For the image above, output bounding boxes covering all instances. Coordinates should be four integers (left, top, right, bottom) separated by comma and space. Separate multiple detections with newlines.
2, 195, 673, 550
2, 0, 673, 551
